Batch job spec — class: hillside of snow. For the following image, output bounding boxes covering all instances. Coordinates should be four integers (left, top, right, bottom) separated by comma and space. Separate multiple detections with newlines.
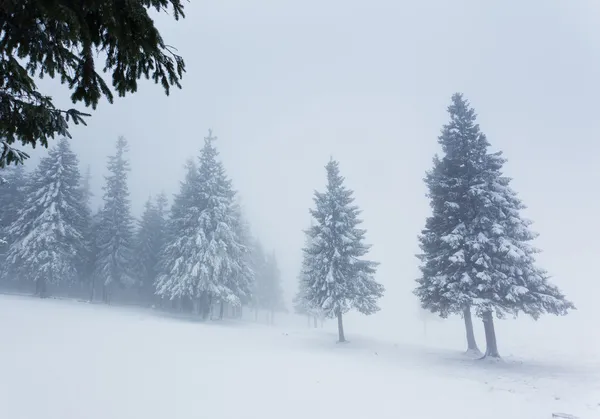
0, 294, 598, 419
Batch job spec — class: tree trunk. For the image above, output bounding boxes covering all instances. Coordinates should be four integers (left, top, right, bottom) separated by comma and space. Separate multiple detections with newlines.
206, 294, 213, 320
463, 306, 480, 354
313, 316, 318, 329
482, 311, 500, 358
336, 310, 346, 343
102, 284, 108, 304
219, 301, 224, 320
254, 307, 259, 322
34, 277, 43, 297
88, 276, 96, 302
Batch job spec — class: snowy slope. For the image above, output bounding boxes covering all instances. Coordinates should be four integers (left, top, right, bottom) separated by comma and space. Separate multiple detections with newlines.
0, 295, 597, 419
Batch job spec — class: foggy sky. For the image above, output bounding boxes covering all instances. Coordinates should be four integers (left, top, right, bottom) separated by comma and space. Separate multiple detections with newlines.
23, 0, 600, 330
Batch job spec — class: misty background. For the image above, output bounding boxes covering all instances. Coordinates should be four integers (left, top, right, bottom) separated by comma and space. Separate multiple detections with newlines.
20, 0, 600, 338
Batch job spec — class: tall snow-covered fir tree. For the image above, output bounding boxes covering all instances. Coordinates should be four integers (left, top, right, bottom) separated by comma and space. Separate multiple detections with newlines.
3, 138, 89, 296
415, 93, 575, 358
133, 193, 168, 303
95, 136, 136, 303
302, 158, 384, 342
156, 130, 253, 318
0, 164, 28, 271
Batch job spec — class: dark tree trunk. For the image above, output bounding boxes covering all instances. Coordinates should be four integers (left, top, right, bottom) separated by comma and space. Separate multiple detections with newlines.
336, 310, 346, 343
102, 284, 110, 304
88, 276, 96, 302
482, 311, 500, 358
463, 306, 480, 354
203, 294, 212, 320
36, 278, 48, 298
34, 277, 43, 297
313, 316, 318, 329
219, 301, 224, 320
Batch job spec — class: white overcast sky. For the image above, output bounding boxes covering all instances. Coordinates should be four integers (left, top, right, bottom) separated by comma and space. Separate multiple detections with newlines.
25, 0, 600, 329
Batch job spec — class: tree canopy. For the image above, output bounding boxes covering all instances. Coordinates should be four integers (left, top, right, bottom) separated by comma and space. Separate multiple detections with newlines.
0, 0, 186, 167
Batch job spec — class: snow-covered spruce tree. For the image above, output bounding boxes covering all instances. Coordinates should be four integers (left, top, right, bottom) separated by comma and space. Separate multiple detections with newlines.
415, 93, 574, 358
95, 136, 136, 303
0, 164, 28, 273
259, 251, 286, 324
3, 138, 89, 296
302, 158, 384, 342
133, 194, 168, 304
157, 130, 252, 318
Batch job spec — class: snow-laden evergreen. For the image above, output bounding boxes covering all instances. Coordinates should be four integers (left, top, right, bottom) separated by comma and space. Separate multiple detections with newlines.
301, 158, 384, 342
94, 136, 135, 303
156, 130, 253, 317
415, 93, 575, 358
0, 164, 28, 270
133, 194, 168, 303
2, 139, 89, 296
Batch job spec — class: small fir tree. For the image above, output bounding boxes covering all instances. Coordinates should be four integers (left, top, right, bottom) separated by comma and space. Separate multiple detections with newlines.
133, 194, 168, 304
302, 158, 384, 342
95, 136, 135, 303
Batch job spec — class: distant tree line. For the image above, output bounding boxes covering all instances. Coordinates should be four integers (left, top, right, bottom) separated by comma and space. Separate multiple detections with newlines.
0, 130, 286, 322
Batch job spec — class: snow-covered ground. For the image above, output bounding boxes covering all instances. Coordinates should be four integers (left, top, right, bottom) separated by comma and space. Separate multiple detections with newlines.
0, 294, 598, 419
